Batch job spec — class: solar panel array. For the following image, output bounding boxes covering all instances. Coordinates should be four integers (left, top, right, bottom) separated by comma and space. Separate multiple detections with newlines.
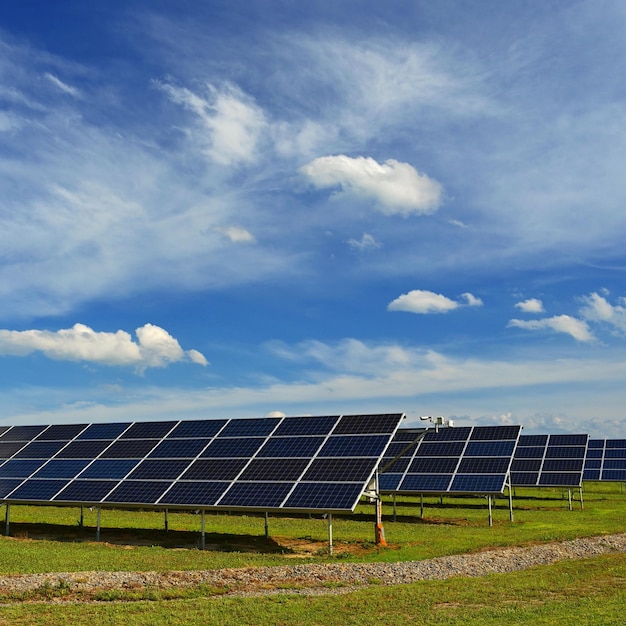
378, 425, 522, 495
584, 439, 626, 482
0, 414, 404, 513
510, 434, 589, 487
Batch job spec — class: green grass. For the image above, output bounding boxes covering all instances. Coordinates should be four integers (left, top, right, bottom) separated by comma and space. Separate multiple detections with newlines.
0, 482, 622, 623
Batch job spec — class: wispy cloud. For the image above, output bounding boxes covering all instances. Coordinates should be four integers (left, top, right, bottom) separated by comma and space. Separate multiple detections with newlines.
580, 291, 626, 335
347, 233, 381, 251
507, 315, 594, 342
388, 289, 483, 314
300, 155, 442, 216
44, 72, 81, 98
0, 323, 208, 370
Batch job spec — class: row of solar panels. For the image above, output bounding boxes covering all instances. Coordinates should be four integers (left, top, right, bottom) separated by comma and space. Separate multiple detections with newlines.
0, 416, 623, 513
379, 428, 626, 496
0, 414, 404, 513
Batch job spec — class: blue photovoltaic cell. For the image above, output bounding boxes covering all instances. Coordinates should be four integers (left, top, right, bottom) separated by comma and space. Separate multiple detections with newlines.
470, 426, 520, 441
0, 479, 23, 498
587, 440, 604, 448
284, 482, 364, 511
409, 457, 458, 474
605, 459, 626, 469
105, 480, 172, 504
585, 459, 601, 469
302, 458, 374, 482
121, 421, 177, 439
378, 474, 403, 491
584, 469, 601, 480
400, 474, 452, 492
14, 441, 67, 459
100, 440, 160, 458
36, 424, 88, 441
200, 437, 266, 458
393, 430, 426, 442
272, 416, 339, 436
218, 482, 294, 508
0, 459, 46, 478
33, 459, 91, 479
514, 446, 545, 459
77, 423, 131, 440
318, 435, 390, 457
511, 459, 542, 472
385, 441, 419, 457
0, 442, 27, 458
1, 426, 47, 441
464, 441, 515, 457
550, 434, 588, 446
180, 459, 248, 481
603, 469, 626, 481
159, 481, 230, 506
0, 427, 10, 438
57, 440, 113, 458
586, 449, 603, 458
423, 427, 471, 442
239, 458, 308, 482
219, 418, 280, 438
167, 419, 227, 439
79, 459, 140, 479
128, 460, 191, 480
9, 479, 69, 501
457, 457, 510, 474
518, 435, 548, 446
510, 472, 539, 485
606, 439, 626, 448
381, 457, 410, 473
605, 449, 626, 459
54, 480, 119, 502
545, 446, 587, 459
256, 437, 325, 458
147, 438, 210, 459
539, 472, 581, 486
450, 474, 505, 493
416, 441, 466, 457
333, 414, 403, 435
542, 459, 584, 472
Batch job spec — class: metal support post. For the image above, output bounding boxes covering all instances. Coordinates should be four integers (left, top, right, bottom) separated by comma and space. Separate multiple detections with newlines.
508, 485, 514, 522
96, 507, 101, 542
4, 503, 9, 536
579, 487, 584, 510
264, 511, 269, 539
420, 494, 424, 519
487, 495, 493, 527
200, 510, 206, 550
328, 513, 333, 555
392, 494, 397, 522
567, 489, 573, 511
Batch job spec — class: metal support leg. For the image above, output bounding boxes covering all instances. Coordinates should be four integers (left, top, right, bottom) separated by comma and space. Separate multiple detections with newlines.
264, 511, 269, 539
328, 513, 333, 555
200, 510, 206, 550
568, 489, 573, 511
579, 487, 584, 510
392, 494, 397, 522
420, 494, 424, 519
4, 503, 9, 536
508, 485, 514, 522
488, 495, 493, 527
96, 507, 101, 542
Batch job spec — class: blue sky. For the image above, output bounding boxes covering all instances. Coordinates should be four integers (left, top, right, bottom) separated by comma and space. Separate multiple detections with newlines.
1, 0, 625, 437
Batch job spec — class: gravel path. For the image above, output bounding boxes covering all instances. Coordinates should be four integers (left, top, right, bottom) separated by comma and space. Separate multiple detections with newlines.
1, 533, 625, 602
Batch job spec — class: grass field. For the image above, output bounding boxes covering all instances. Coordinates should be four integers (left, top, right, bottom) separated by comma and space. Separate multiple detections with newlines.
0, 481, 623, 624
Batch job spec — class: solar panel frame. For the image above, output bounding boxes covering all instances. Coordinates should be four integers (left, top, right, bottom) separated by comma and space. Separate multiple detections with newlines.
583, 439, 626, 482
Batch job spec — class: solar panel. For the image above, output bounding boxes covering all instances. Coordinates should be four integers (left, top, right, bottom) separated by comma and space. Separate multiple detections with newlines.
379, 425, 522, 495
583, 439, 626, 482
0, 413, 404, 514
511, 433, 589, 487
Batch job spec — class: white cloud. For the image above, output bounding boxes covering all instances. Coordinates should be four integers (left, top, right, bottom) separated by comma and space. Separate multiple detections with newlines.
157, 81, 267, 166
507, 315, 594, 342
580, 292, 626, 335
0, 323, 208, 370
300, 155, 443, 216
515, 298, 545, 314
387, 289, 482, 314
347, 233, 381, 251
44, 73, 81, 98
214, 225, 256, 243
